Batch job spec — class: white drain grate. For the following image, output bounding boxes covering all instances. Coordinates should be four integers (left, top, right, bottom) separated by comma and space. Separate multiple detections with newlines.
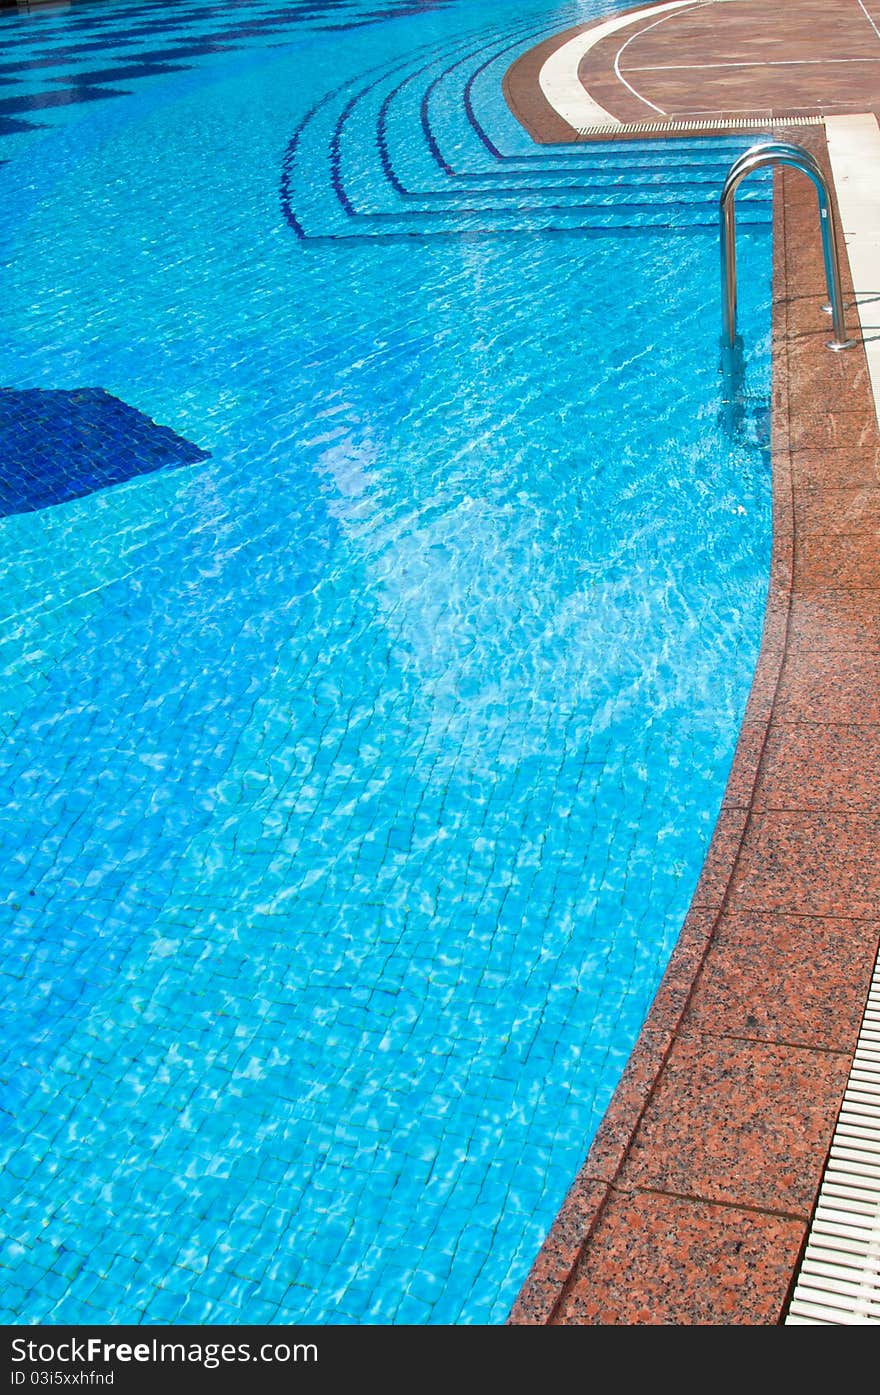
786, 973, 880, 1324
575, 116, 825, 136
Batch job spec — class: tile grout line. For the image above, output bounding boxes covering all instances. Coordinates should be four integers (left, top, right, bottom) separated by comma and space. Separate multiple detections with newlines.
785, 110, 880, 1326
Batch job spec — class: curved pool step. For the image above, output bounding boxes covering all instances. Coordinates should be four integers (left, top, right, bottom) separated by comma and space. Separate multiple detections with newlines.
282, 34, 774, 243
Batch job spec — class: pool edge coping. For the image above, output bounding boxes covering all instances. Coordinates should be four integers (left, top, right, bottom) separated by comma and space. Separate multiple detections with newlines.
508, 122, 880, 1326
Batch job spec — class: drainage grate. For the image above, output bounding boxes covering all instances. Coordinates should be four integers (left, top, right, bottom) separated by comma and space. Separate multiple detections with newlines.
786, 971, 880, 1324
576, 116, 826, 136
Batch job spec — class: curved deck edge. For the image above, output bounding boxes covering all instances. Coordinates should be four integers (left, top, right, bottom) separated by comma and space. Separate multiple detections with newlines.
509, 127, 880, 1327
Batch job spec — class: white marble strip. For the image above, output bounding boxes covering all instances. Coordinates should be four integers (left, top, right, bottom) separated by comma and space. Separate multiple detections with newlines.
824, 113, 880, 417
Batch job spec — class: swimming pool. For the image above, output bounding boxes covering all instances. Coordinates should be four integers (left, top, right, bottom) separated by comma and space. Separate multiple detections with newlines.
0, 0, 773, 1325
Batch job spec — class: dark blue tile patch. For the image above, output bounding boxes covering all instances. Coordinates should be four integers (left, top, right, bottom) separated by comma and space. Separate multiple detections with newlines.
100, 15, 225, 39
0, 42, 143, 65
0, 0, 460, 143
123, 44, 233, 62
0, 86, 128, 114
0, 114, 43, 134
0, 52, 133, 76
46, 63, 188, 85
0, 387, 210, 518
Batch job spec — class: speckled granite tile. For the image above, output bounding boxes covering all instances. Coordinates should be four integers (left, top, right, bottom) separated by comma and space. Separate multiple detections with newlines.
780, 171, 834, 211
553, 1190, 806, 1326
777, 243, 836, 304
787, 591, 880, 650
793, 482, 880, 586
578, 910, 718, 1185
786, 337, 870, 421
683, 909, 880, 1050
773, 647, 880, 722
728, 810, 880, 917
784, 283, 859, 335
506, 1175, 609, 1325
646, 908, 718, 1029
738, 603, 788, 732
721, 723, 768, 811
795, 486, 880, 534
616, 1034, 851, 1215
687, 807, 749, 910
569, 1028, 677, 1190
787, 414, 880, 456
784, 297, 854, 343
754, 722, 880, 810
794, 533, 880, 589
769, 517, 795, 598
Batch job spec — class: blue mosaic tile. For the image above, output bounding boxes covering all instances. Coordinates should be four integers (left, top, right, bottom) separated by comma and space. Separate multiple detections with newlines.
0, 43, 142, 67
0, 86, 127, 114
120, 13, 221, 34
0, 0, 775, 1334
0, 387, 209, 517
0, 0, 459, 146
127, 43, 233, 62
0, 55, 92, 76
46, 63, 189, 86
0, 113, 41, 133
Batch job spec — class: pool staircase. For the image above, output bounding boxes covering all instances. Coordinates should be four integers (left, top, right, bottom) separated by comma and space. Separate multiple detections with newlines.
280, 18, 775, 243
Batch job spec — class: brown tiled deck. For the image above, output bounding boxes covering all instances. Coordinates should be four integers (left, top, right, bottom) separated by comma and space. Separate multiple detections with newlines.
580, 0, 880, 127
506, 2, 880, 1327
505, 0, 880, 141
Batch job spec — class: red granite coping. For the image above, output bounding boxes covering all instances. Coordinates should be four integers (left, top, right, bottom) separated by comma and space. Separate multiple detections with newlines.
505, 7, 880, 1328
580, 0, 880, 129
504, 0, 880, 142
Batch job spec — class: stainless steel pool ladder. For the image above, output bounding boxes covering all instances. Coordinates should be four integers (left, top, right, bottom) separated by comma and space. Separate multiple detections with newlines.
720, 139, 856, 352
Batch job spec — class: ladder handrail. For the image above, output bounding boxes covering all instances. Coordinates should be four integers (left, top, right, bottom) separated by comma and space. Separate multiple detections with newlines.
720, 140, 855, 352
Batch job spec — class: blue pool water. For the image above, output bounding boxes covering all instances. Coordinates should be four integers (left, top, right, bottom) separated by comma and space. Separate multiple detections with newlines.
0, 0, 773, 1325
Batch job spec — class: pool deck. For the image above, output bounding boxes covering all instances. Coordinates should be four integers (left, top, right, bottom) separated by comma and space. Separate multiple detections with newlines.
506, 0, 880, 1325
